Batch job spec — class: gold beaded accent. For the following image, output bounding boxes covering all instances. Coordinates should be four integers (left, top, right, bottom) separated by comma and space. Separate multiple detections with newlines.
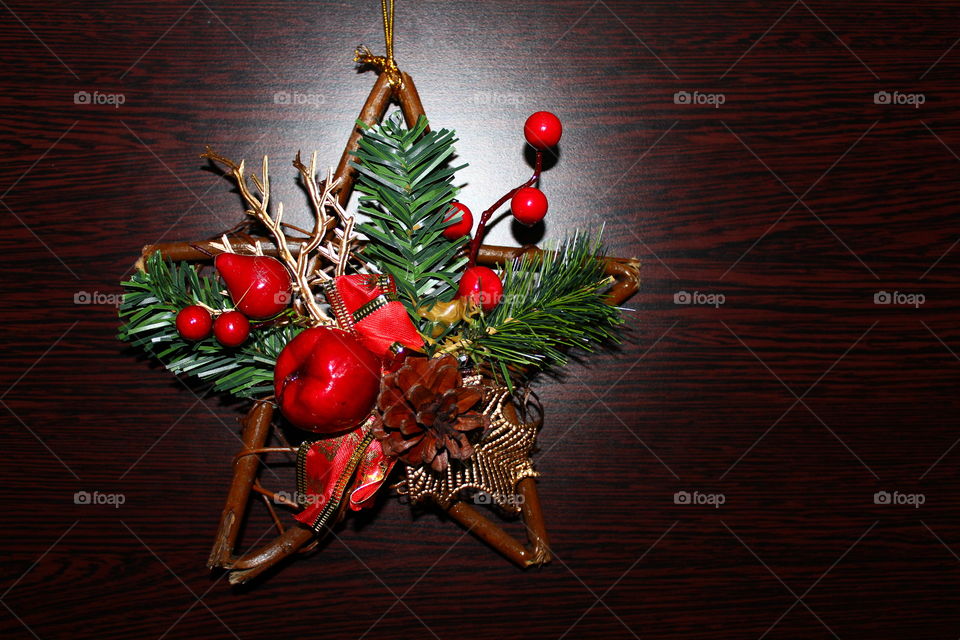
397, 387, 540, 514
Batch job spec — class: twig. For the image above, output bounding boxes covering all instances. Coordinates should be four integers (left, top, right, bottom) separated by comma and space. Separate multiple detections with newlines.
202, 146, 349, 326
207, 400, 275, 569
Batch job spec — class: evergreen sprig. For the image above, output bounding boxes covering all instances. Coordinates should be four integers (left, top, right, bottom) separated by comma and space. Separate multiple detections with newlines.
351, 112, 468, 321
117, 252, 301, 399
457, 233, 623, 385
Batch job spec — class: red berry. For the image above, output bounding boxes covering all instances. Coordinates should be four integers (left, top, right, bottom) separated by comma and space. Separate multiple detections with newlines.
214, 311, 250, 347
442, 202, 473, 239
511, 187, 548, 225
176, 305, 212, 341
523, 111, 562, 149
215, 253, 292, 320
274, 328, 381, 433
457, 266, 503, 312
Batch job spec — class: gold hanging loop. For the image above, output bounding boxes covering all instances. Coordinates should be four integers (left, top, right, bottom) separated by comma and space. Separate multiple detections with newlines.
354, 0, 403, 89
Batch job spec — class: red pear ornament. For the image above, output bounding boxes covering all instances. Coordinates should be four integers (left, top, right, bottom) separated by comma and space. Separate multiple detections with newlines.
215, 253, 292, 319
274, 327, 381, 433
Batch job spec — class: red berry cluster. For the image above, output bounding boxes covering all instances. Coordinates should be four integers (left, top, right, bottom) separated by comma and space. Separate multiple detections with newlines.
510, 110, 561, 226
175, 253, 293, 347
176, 305, 253, 346
454, 111, 563, 312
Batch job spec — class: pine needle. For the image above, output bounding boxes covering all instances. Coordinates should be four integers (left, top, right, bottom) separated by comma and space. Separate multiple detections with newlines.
117, 252, 302, 399
456, 232, 623, 383
351, 113, 468, 324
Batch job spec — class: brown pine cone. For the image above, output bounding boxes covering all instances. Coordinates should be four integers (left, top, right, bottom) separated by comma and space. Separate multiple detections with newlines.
373, 354, 488, 472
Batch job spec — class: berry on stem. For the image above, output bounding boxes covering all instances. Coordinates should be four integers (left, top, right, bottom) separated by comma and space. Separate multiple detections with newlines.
214, 310, 250, 347
176, 305, 212, 341
467, 149, 543, 267
457, 266, 503, 312
524, 111, 562, 149
511, 187, 548, 225
442, 202, 473, 239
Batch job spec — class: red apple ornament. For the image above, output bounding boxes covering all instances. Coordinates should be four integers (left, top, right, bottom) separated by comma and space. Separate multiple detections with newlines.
457, 265, 503, 312
176, 305, 212, 341
215, 253, 292, 319
442, 202, 473, 239
274, 327, 381, 433
523, 111, 563, 149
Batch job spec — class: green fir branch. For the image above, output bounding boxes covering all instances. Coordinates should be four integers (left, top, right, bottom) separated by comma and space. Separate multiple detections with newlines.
457, 233, 623, 386
351, 112, 468, 323
117, 252, 301, 399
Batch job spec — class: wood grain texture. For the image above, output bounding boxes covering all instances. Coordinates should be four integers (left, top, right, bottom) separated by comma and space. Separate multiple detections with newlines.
1, 1, 959, 639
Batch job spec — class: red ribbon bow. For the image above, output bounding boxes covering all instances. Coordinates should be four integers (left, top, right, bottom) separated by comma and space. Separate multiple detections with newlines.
293, 416, 396, 532
294, 274, 422, 527
321, 274, 424, 358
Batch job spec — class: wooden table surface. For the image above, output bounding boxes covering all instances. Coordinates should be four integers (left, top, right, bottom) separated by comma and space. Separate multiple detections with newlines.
2, 1, 959, 638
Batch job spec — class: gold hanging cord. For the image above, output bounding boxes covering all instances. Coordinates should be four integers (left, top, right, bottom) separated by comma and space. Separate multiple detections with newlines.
354, 0, 403, 88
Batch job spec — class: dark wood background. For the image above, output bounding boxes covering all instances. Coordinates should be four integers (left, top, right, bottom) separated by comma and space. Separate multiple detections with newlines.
2, 1, 959, 638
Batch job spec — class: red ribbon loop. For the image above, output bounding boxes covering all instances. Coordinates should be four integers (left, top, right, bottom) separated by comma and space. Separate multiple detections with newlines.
294, 416, 397, 532
322, 274, 424, 357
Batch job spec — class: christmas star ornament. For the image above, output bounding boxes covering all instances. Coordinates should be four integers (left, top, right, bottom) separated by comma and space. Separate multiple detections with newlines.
118, 1, 639, 585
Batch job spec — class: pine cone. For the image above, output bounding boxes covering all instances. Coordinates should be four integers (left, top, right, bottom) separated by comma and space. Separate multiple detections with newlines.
374, 354, 488, 472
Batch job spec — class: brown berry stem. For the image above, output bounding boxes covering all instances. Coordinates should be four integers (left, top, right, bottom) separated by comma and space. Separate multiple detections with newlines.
467, 150, 543, 267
